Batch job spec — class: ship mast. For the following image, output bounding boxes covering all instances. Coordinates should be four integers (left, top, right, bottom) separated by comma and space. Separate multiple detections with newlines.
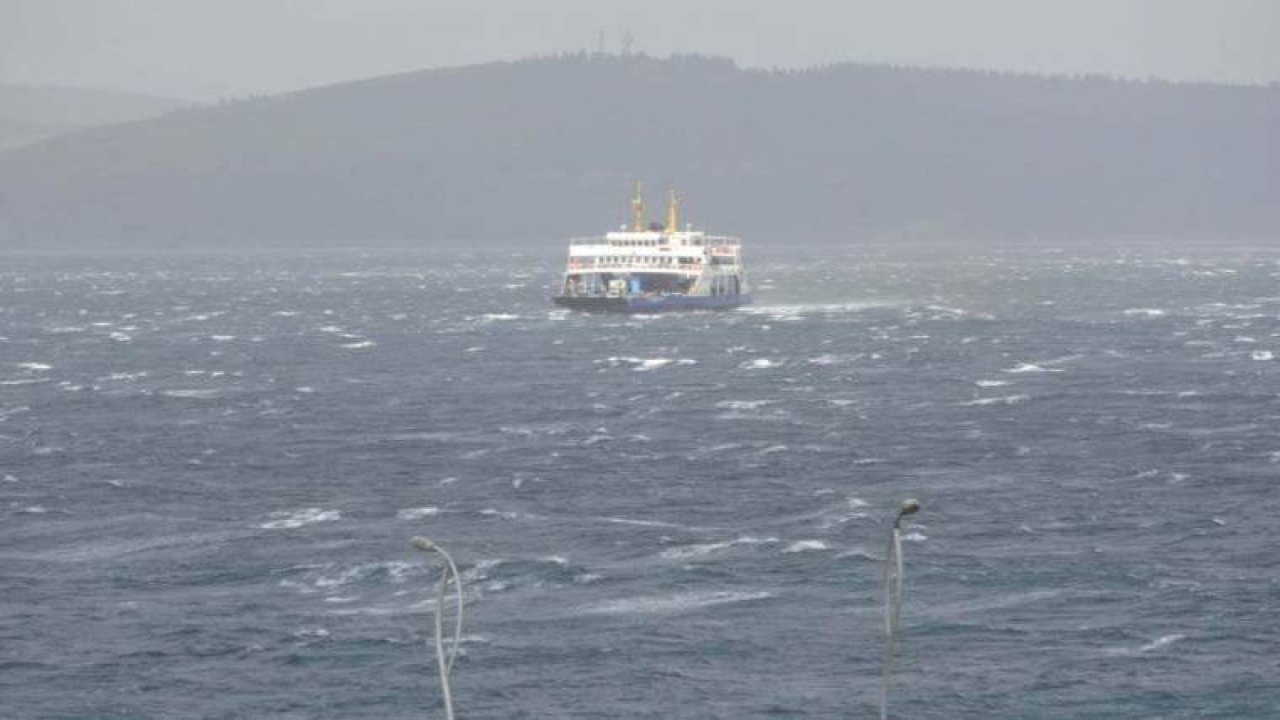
664, 188, 680, 234
631, 181, 646, 232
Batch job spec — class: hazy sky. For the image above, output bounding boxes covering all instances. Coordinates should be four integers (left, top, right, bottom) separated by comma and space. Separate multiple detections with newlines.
2, 0, 1277, 100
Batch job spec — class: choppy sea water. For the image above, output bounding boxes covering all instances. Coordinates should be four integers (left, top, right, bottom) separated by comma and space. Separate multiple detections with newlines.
2, 243, 1279, 719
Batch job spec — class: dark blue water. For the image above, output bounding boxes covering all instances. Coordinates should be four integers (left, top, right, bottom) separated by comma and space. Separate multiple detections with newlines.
3, 244, 1279, 719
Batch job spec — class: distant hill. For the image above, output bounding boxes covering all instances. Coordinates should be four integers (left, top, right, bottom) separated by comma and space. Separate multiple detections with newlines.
0, 55, 1276, 248
0, 84, 191, 152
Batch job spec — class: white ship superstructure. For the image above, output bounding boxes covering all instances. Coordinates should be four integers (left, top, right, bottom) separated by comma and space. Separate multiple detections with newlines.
552, 184, 749, 312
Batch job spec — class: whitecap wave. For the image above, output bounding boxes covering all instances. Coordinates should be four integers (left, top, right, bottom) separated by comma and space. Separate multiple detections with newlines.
962, 394, 1029, 406
636, 358, 674, 371
1138, 634, 1185, 652
783, 540, 830, 553
577, 590, 773, 616
715, 400, 774, 410
397, 507, 440, 520
314, 561, 414, 589
1104, 633, 1186, 656
599, 356, 695, 371
816, 501, 871, 529
660, 536, 777, 560
597, 516, 689, 529
261, 508, 342, 529
162, 389, 222, 399
1004, 363, 1061, 374
105, 371, 148, 381
742, 301, 896, 317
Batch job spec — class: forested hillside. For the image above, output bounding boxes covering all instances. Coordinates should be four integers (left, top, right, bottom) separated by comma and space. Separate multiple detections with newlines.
1, 54, 1275, 248
0, 84, 188, 152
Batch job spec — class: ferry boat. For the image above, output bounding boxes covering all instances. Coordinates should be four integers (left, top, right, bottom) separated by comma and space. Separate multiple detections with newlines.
552, 184, 750, 312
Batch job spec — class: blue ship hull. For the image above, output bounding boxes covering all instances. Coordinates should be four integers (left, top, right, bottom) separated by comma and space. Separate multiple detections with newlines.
552, 294, 750, 313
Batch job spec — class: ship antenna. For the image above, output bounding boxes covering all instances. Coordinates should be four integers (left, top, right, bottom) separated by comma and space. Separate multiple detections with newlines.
631, 181, 646, 232
412, 537, 464, 720
879, 499, 919, 720
664, 187, 680, 234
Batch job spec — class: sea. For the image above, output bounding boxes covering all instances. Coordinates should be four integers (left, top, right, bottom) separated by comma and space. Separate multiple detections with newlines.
2, 242, 1278, 719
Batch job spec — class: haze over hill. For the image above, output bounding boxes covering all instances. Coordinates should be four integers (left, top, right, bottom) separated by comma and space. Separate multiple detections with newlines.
0, 54, 1275, 249
0, 84, 190, 152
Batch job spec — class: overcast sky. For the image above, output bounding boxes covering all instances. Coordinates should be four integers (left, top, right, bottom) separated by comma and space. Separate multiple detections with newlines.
2, 0, 1277, 100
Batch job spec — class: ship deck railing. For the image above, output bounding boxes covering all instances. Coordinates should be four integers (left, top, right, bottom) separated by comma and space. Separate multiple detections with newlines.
565, 262, 706, 272
566, 235, 741, 248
